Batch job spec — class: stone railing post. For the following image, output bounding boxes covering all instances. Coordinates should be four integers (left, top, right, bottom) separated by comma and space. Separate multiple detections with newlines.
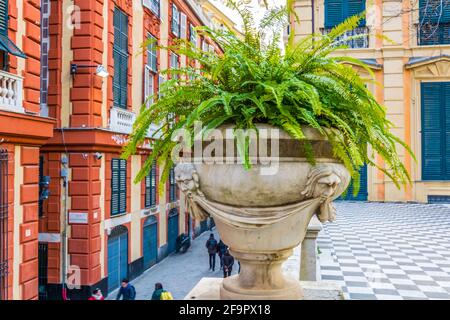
300, 215, 322, 281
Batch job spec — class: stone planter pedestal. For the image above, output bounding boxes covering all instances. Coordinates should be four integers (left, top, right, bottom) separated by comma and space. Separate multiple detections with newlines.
175, 125, 350, 300
185, 278, 345, 300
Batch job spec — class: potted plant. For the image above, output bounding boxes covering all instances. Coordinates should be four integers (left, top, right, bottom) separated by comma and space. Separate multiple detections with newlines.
123, 1, 413, 300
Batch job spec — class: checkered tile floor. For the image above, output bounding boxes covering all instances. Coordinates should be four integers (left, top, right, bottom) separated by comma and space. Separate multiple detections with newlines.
318, 202, 450, 300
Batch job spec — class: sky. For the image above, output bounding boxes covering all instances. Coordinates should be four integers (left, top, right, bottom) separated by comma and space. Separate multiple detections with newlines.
209, 0, 286, 50
209, 0, 282, 29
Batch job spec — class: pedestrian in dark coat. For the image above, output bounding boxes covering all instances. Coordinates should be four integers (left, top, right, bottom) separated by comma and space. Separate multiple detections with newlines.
223, 251, 235, 278
217, 240, 228, 270
151, 283, 167, 300
116, 279, 136, 300
205, 233, 218, 271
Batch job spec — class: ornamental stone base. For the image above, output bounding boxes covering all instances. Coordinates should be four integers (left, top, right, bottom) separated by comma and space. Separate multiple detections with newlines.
185, 278, 345, 300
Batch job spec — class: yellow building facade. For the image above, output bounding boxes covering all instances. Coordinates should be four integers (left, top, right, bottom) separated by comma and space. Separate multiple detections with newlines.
196, 0, 243, 35
292, 0, 450, 203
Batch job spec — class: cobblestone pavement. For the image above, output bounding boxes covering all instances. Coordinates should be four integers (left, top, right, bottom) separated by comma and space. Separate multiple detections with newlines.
109, 229, 237, 300
318, 202, 450, 300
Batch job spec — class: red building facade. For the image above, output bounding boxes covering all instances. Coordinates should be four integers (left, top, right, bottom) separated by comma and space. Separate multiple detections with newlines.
36, 0, 216, 300
0, 0, 55, 300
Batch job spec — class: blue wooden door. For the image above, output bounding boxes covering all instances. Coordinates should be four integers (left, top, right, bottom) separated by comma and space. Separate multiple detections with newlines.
167, 209, 179, 254
421, 82, 450, 180
340, 164, 368, 201
143, 217, 158, 269
107, 232, 128, 293
200, 220, 208, 233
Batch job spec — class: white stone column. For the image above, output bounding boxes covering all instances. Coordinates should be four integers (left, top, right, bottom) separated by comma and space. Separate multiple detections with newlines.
300, 215, 322, 281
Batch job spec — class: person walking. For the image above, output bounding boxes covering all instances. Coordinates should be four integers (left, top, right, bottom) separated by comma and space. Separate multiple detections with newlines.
217, 240, 228, 270
222, 251, 235, 278
205, 233, 218, 271
88, 288, 104, 300
151, 283, 173, 300
116, 279, 136, 300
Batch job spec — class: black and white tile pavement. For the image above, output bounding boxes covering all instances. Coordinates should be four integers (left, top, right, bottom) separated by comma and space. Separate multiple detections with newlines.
318, 202, 450, 300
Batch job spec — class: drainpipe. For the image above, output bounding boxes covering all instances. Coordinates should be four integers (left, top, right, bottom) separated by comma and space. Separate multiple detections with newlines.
311, 0, 315, 35
61, 154, 69, 299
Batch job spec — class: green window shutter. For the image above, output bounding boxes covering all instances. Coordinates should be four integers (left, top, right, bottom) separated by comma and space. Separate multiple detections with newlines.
113, 50, 121, 107
0, 0, 26, 58
420, 0, 450, 23
444, 6, 450, 23
169, 167, 177, 202
119, 159, 127, 214
325, 0, 365, 28
325, 0, 343, 28
151, 162, 157, 206
445, 82, 450, 178
145, 161, 157, 207
113, 8, 128, 109
111, 159, 120, 215
421, 82, 446, 180
418, 0, 450, 45
111, 159, 127, 215
347, 0, 365, 26
120, 54, 128, 107
0, 0, 8, 36
145, 174, 151, 207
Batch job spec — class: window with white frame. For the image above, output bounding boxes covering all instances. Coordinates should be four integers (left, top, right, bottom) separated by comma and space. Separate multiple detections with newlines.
170, 52, 179, 79
147, 33, 157, 72
158, 74, 165, 99
180, 13, 187, 39
189, 24, 197, 46
40, 0, 51, 116
202, 39, 208, 52
144, 65, 155, 107
143, 0, 160, 17
171, 4, 180, 36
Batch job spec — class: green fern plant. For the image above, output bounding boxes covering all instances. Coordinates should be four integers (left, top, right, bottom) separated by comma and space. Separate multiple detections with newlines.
123, 0, 414, 195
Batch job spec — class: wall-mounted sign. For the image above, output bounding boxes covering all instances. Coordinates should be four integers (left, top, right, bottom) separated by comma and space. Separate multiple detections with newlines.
69, 212, 89, 224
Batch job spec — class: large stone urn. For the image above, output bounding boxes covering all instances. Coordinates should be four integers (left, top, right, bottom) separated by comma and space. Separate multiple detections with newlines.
175, 124, 350, 300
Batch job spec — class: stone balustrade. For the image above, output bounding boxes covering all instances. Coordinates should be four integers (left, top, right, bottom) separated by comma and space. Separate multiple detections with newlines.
0, 70, 24, 113
109, 107, 136, 134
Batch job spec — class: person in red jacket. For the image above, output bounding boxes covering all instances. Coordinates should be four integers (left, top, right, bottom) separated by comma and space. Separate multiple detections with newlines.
88, 288, 105, 300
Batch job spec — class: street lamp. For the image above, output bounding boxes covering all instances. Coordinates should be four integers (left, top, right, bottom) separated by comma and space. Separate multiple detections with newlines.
70, 63, 109, 78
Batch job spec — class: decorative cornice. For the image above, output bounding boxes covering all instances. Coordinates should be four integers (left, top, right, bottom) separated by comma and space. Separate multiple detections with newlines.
0, 110, 55, 146
42, 128, 153, 154
405, 54, 450, 69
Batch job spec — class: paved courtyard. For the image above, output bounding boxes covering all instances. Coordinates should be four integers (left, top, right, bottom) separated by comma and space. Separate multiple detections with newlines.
114, 202, 450, 300
318, 202, 450, 300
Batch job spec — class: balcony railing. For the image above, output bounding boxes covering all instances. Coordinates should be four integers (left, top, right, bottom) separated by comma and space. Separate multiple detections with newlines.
109, 107, 136, 134
0, 70, 24, 113
417, 22, 450, 46
321, 26, 369, 49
